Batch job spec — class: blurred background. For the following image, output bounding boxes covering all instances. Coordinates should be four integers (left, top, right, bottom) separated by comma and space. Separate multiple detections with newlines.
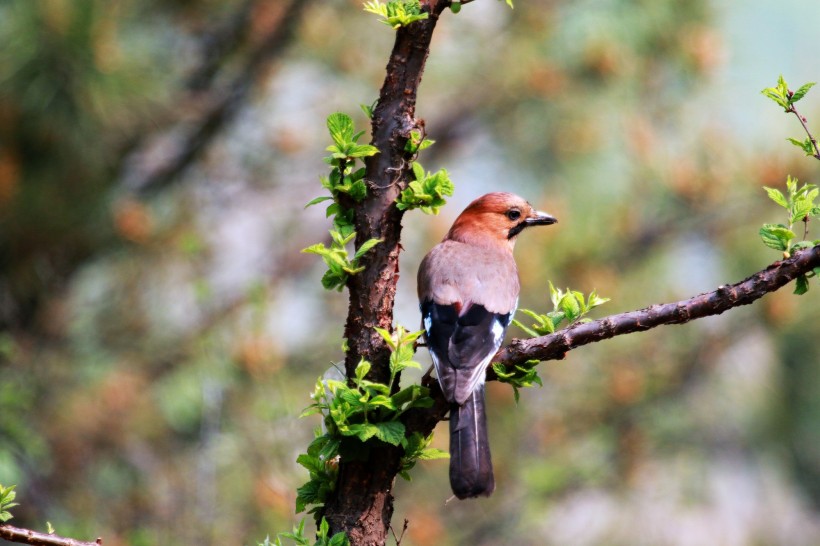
1, 0, 819, 544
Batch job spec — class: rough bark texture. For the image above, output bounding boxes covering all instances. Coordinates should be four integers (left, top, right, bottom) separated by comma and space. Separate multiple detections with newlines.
324, 2, 451, 545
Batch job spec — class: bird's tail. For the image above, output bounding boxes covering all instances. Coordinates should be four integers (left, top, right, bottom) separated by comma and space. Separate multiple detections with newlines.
449, 385, 494, 499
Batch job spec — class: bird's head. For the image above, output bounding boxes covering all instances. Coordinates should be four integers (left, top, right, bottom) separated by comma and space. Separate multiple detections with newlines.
446, 192, 557, 249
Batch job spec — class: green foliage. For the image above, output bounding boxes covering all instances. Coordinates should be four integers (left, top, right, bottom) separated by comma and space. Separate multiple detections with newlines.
398, 432, 448, 480
761, 75, 815, 112
497, 285, 608, 400
395, 162, 454, 214
787, 136, 817, 157
492, 360, 542, 404
0, 483, 19, 522
302, 231, 382, 292
761, 75, 819, 157
513, 282, 610, 337
325, 113, 380, 164
363, 1, 429, 29
295, 326, 440, 517
404, 129, 435, 155
760, 176, 820, 294
262, 518, 349, 546
304, 113, 382, 290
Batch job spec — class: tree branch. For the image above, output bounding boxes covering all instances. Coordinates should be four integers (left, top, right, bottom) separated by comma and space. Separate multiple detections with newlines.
497, 245, 820, 368
0, 524, 101, 546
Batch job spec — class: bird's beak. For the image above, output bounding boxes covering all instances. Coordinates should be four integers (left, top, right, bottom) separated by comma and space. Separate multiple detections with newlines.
524, 211, 557, 227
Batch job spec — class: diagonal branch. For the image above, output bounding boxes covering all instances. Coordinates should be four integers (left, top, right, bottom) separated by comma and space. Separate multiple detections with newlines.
404, 245, 820, 438
495, 244, 820, 369
0, 524, 100, 546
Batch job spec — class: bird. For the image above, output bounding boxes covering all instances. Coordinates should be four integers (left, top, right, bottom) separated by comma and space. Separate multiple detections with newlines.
417, 192, 557, 499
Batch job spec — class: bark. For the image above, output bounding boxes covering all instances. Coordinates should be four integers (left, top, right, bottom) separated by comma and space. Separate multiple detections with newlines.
324, 2, 452, 545
0, 524, 101, 546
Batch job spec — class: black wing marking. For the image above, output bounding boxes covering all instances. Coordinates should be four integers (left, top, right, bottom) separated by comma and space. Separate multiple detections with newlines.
421, 300, 510, 405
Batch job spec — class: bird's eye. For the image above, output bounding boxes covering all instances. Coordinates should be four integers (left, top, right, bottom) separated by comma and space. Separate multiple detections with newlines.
506, 209, 521, 221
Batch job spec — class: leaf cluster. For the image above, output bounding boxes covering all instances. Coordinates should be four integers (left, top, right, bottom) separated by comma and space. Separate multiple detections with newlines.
760, 176, 820, 294
761, 75, 818, 157
492, 359, 542, 404
498, 285, 609, 400
302, 233, 381, 292
395, 162, 454, 215
304, 113, 381, 291
295, 327, 444, 517
261, 518, 349, 546
0, 483, 18, 522
363, 1, 429, 29
513, 282, 610, 337
761, 75, 815, 113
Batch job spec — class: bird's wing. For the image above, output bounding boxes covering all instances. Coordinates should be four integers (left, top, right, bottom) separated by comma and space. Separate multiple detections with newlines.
422, 299, 511, 405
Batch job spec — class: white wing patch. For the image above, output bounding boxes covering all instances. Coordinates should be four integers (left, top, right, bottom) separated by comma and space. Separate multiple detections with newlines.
459, 316, 508, 401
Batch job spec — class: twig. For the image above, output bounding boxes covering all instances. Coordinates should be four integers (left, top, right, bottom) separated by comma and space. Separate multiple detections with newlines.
787, 102, 820, 160
0, 524, 101, 546
388, 519, 409, 545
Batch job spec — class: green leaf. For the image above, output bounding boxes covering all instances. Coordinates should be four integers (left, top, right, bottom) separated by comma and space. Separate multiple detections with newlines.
353, 238, 382, 260
511, 318, 540, 337
327, 113, 355, 147
347, 144, 379, 158
305, 196, 334, 208
791, 81, 816, 103
390, 384, 430, 408
787, 137, 816, 156
587, 291, 610, 309
417, 447, 449, 460
354, 360, 371, 382
559, 292, 581, 322
373, 421, 405, 445
791, 241, 815, 251
763, 186, 789, 208
791, 199, 815, 224
360, 100, 377, 119
794, 275, 810, 295
348, 423, 380, 442
0, 484, 18, 522
450, 1, 461, 13
759, 224, 794, 251
328, 532, 350, 546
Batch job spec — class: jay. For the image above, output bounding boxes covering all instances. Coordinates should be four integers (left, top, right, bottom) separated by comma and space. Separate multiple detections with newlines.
417, 192, 556, 499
